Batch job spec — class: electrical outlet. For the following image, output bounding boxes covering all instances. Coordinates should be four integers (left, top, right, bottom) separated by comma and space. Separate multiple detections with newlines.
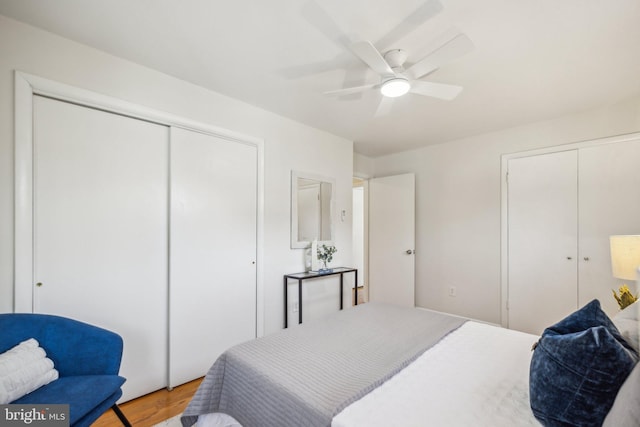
293, 302, 299, 313
449, 286, 457, 297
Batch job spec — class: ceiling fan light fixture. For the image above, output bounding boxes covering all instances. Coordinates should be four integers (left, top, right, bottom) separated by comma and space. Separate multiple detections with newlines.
381, 78, 410, 98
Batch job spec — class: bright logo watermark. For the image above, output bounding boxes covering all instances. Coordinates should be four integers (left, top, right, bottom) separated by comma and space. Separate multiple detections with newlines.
1, 405, 68, 426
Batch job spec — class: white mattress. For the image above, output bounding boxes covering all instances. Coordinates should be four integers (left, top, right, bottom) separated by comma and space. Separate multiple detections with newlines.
197, 321, 541, 427
332, 321, 541, 427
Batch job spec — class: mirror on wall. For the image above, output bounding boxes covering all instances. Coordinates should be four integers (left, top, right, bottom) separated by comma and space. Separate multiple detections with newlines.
291, 171, 335, 249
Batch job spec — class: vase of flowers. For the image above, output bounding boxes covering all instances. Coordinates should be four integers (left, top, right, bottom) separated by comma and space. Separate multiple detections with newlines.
317, 244, 337, 272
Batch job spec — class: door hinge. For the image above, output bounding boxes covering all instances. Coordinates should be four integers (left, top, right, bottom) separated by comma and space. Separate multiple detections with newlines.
505, 171, 509, 184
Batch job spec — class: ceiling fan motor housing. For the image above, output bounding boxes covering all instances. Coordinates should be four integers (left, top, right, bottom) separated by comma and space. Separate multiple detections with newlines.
383, 49, 408, 71
380, 49, 410, 97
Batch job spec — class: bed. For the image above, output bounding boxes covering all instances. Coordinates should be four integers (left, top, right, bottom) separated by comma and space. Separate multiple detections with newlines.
181, 301, 639, 427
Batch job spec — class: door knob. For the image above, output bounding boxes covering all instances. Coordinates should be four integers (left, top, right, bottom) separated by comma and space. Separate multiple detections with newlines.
36, 282, 43, 287
583, 257, 590, 261
406, 249, 414, 255
566, 256, 572, 260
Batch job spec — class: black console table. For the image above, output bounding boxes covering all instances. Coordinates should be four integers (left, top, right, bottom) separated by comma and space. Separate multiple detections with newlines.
283, 267, 358, 328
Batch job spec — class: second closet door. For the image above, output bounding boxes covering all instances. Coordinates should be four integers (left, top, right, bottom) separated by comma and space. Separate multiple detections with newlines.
169, 128, 257, 387
578, 138, 640, 314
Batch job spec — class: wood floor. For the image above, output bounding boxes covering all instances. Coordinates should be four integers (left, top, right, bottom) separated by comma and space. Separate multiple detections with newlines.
353, 286, 366, 305
93, 378, 202, 427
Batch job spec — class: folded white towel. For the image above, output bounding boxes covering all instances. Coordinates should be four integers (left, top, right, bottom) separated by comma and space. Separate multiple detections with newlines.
0, 338, 46, 376
0, 339, 59, 404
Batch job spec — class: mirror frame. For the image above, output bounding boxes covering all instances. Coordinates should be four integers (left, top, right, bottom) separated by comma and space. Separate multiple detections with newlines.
291, 170, 335, 249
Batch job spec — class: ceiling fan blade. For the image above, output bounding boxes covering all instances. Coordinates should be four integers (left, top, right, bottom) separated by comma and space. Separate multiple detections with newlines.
350, 41, 395, 77
324, 83, 378, 97
376, 0, 444, 49
374, 96, 395, 117
409, 80, 463, 100
302, 0, 354, 49
406, 33, 474, 80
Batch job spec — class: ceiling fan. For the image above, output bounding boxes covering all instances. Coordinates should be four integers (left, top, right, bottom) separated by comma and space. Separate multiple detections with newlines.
324, 32, 474, 101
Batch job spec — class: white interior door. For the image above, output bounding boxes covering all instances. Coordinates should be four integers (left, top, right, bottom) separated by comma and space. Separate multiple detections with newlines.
169, 128, 257, 387
507, 151, 578, 335
369, 173, 415, 307
33, 95, 169, 401
578, 138, 640, 315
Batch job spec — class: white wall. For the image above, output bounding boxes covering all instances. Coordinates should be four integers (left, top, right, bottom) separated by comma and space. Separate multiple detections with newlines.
0, 15, 353, 335
371, 97, 640, 324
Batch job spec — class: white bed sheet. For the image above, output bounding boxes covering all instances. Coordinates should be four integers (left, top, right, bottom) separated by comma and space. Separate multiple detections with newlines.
333, 321, 541, 427
196, 321, 541, 427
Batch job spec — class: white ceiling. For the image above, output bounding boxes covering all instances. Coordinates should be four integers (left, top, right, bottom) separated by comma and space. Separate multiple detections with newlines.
1, 0, 639, 157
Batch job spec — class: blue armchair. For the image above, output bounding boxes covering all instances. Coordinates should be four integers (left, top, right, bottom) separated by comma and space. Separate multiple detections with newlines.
0, 313, 132, 427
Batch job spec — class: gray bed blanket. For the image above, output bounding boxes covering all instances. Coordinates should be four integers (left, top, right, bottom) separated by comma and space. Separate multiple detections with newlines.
182, 302, 465, 427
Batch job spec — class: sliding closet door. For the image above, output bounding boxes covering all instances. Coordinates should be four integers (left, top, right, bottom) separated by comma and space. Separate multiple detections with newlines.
507, 151, 578, 335
32, 95, 169, 401
169, 128, 257, 387
578, 138, 640, 314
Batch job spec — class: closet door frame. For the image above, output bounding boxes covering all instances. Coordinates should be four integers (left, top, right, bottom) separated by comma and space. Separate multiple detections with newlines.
500, 131, 640, 328
14, 71, 265, 336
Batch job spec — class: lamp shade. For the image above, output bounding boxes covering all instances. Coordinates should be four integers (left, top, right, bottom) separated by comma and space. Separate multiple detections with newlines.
610, 235, 640, 281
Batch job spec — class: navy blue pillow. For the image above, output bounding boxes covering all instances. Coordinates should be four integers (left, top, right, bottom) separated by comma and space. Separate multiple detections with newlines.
530, 299, 638, 427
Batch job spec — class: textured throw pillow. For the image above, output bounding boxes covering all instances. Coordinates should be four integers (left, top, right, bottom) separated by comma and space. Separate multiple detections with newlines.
529, 299, 638, 427
0, 338, 59, 404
